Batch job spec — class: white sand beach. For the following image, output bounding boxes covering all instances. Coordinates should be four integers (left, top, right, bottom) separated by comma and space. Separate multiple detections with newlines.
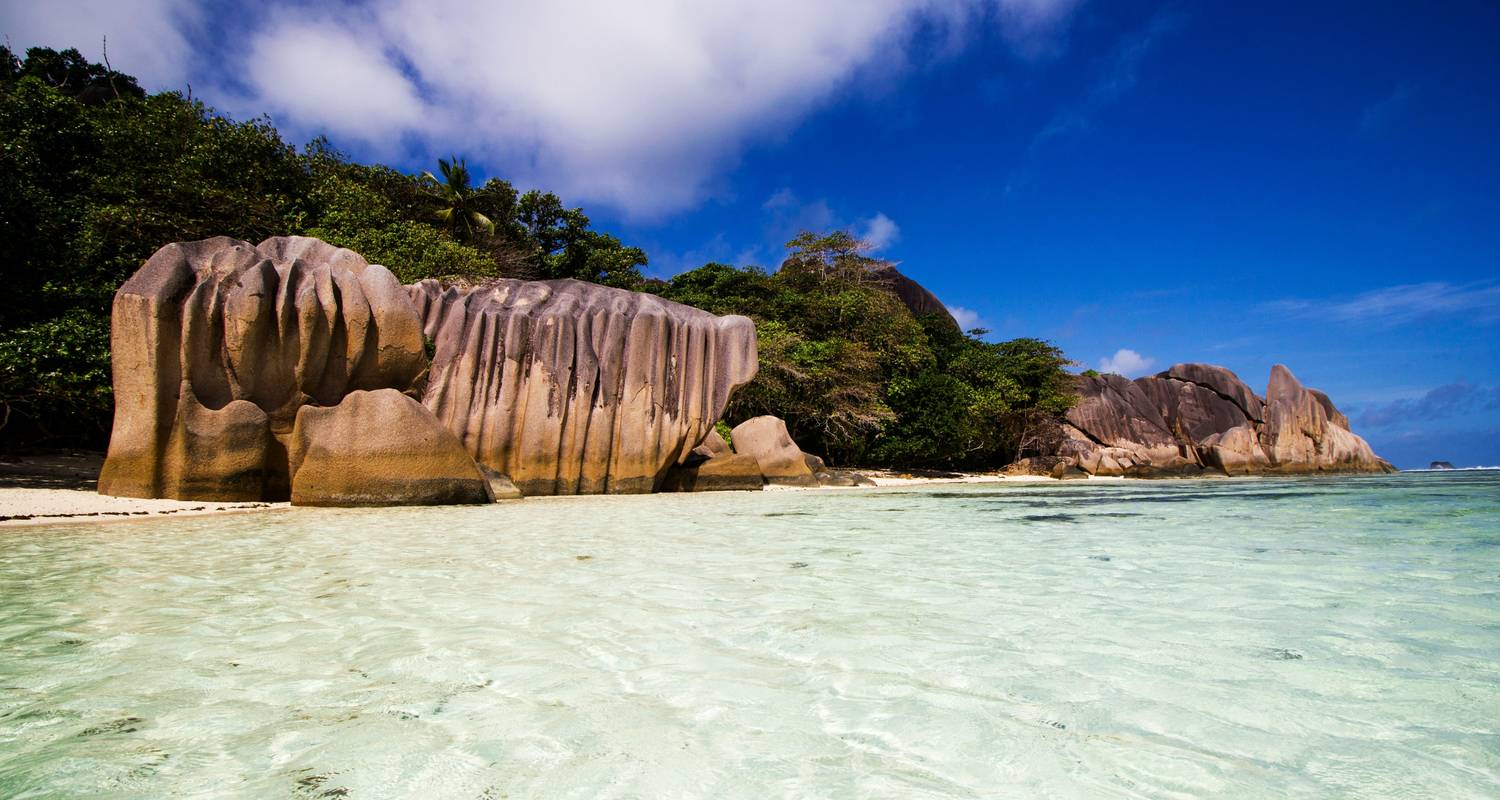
0, 453, 286, 528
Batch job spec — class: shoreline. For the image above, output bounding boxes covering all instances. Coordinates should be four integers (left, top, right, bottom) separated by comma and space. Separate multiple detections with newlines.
3, 455, 1412, 529
0, 469, 1123, 529
0, 488, 288, 528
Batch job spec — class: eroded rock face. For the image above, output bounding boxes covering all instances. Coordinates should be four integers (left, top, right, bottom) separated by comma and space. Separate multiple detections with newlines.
1049, 363, 1391, 477
287, 389, 492, 506
1261, 365, 1390, 473
409, 278, 758, 495
1063, 375, 1197, 475
1164, 362, 1265, 422
1135, 375, 1249, 443
99, 236, 431, 501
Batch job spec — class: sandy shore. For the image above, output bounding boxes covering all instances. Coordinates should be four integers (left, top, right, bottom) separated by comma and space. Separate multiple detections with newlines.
0, 453, 286, 528
0, 489, 285, 527
1, 453, 1118, 528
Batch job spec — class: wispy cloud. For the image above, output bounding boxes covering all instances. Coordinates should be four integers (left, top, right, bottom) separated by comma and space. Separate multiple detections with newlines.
1358, 381, 1500, 429
1358, 80, 1417, 138
2, 1, 1084, 219
1099, 348, 1156, 377
1021, 6, 1184, 161
1267, 281, 1500, 325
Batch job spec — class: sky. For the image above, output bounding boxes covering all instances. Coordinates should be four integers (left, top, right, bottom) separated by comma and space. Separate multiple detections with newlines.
4, 0, 1499, 468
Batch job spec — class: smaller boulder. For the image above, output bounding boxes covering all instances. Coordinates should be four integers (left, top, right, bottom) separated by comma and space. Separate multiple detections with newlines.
660, 454, 765, 492
730, 416, 817, 487
1198, 424, 1271, 475
287, 389, 492, 506
478, 464, 523, 500
692, 428, 732, 460
804, 453, 827, 473
1054, 464, 1090, 480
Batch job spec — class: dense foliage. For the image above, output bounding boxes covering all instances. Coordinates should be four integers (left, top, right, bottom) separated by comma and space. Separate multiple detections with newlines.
648, 233, 1076, 468
1, 45, 1075, 468
0, 46, 646, 447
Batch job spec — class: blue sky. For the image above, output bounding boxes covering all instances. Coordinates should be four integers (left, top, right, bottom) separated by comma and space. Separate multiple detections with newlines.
4, 0, 1498, 467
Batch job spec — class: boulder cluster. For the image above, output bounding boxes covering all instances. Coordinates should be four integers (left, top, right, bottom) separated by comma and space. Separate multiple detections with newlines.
99, 237, 757, 505
98, 236, 1393, 505
1031, 363, 1394, 477
661, 415, 874, 492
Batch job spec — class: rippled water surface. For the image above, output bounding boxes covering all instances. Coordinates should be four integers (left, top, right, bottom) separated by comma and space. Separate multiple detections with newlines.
3, 472, 1499, 798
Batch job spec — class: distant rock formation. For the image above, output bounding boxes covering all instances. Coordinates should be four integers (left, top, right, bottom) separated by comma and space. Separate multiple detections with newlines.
408, 278, 758, 495
99, 237, 762, 504
1050, 363, 1394, 477
1428, 461, 1454, 470
866, 264, 958, 330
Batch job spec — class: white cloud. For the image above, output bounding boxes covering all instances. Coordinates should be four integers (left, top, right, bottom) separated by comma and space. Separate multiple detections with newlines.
4, 0, 1082, 219
947, 305, 983, 330
235, 16, 431, 152
0, 0, 200, 89
859, 212, 901, 251
1098, 348, 1155, 377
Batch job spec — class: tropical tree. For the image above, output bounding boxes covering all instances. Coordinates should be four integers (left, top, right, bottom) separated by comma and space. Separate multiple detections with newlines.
423, 156, 495, 244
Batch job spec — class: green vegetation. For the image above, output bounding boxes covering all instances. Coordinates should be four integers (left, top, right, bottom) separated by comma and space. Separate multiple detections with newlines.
1, 45, 1075, 468
648, 232, 1076, 468
0, 46, 644, 447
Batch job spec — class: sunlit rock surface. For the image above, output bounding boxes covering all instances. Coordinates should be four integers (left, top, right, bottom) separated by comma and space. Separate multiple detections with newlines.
98, 236, 432, 502
287, 389, 492, 506
409, 278, 758, 495
1053, 363, 1392, 477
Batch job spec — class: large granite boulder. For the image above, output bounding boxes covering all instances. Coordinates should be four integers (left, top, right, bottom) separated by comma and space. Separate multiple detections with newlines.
99, 236, 431, 501
1064, 374, 1198, 475
729, 415, 818, 486
409, 278, 757, 495
1135, 375, 1250, 443
1163, 362, 1265, 422
1306, 388, 1350, 430
287, 390, 493, 506
1262, 365, 1392, 473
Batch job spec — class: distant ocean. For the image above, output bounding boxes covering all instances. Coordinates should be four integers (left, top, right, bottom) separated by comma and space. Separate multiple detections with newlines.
2, 472, 1497, 798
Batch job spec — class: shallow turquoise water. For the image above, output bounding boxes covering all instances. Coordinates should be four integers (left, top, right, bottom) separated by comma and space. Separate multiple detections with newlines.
2, 472, 1498, 799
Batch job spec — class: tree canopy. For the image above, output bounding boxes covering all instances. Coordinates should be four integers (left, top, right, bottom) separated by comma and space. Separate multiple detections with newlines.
647, 237, 1076, 467
0, 43, 1075, 469
0, 45, 645, 446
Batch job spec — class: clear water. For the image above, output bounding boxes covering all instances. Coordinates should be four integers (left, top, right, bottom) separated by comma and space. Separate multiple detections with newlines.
2, 473, 1498, 799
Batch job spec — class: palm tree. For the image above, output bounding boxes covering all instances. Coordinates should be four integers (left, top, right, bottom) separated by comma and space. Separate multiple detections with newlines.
423, 157, 496, 243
